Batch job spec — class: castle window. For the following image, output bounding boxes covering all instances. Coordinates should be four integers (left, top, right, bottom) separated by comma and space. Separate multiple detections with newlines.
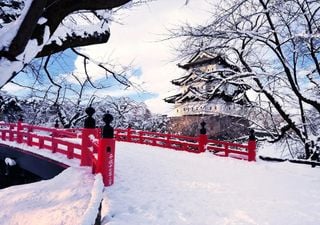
207, 65, 215, 73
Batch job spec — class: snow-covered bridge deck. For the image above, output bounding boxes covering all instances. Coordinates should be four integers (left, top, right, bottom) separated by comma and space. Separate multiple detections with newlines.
0, 137, 104, 225
0, 120, 260, 225
0, 167, 103, 225
106, 142, 320, 225
0, 140, 319, 225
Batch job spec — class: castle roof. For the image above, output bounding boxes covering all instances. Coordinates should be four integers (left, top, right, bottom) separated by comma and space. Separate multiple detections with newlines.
164, 93, 182, 104
164, 82, 250, 105
171, 71, 213, 86
165, 50, 249, 108
164, 86, 205, 104
177, 51, 238, 71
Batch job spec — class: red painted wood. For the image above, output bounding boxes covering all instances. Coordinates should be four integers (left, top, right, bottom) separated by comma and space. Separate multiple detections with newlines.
0, 122, 256, 187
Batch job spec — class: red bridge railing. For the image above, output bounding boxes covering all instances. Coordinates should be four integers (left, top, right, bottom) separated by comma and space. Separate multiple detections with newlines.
0, 120, 115, 187
114, 127, 256, 161
115, 128, 203, 152
0, 111, 257, 186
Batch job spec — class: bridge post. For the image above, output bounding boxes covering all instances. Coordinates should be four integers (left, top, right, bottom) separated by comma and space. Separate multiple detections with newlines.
139, 131, 143, 144
166, 133, 171, 148
17, 116, 23, 144
127, 124, 132, 142
9, 123, 14, 142
97, 112, 115, 186
248, 129, 256, 162
198, 121, 208, 153
51, 128, 57, 153
1, 129, 5, 140
27, 125, 33, 146
54, 119, 59, 128
81, 107, 96, 166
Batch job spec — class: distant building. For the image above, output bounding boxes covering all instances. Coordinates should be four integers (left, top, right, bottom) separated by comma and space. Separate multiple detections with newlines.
164, 51, 250, 139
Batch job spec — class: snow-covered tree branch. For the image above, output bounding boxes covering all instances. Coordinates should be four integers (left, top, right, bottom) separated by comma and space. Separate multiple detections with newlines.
0, 0, 134, 87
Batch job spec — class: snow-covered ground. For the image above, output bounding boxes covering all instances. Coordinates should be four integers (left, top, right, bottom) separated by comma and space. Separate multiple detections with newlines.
0, 166, 104, 225
103, 142, 320, 225
0, 141, 320, 225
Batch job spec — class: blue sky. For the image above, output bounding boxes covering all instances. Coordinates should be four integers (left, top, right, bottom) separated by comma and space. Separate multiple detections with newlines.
3, 0, 212, 114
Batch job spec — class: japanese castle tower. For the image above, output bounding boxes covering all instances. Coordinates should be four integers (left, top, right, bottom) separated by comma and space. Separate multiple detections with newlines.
164, 51, 249, 139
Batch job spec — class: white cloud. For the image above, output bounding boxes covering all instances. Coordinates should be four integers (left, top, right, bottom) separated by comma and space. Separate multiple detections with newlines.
2, 82, 26, 93
86, 88, 138, 99
73, 0, 212, 113
145, 96, 174, 115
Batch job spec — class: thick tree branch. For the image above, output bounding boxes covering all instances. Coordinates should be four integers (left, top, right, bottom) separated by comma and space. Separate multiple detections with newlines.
5, 0, 47, 59
0, 0, 132, 87
36, 30, 110, 57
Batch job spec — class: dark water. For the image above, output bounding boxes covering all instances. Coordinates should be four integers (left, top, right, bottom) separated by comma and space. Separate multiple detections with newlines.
0, 161, 42, 189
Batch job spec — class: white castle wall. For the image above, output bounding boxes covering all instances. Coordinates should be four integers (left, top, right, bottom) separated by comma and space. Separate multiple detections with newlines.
170, 100, 241, 117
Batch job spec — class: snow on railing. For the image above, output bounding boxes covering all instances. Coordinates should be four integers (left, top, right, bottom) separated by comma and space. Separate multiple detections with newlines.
0, 121, 116, 186
115, 128, 201, 152
114, 126, 256, 161
0, 117, 256, 189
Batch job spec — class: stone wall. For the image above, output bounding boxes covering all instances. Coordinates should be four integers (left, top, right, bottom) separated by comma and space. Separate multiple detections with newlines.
167, 114, 249, 140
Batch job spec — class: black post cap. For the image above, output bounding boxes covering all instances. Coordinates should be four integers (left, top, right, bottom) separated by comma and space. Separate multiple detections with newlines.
249, 129, 256, 141
200, 121, 206, 135
85, 106, 95, 117
54, 119, 59, 128
18, 115, 23, 122
102, 112, 114, 138
84, 107, 96, 128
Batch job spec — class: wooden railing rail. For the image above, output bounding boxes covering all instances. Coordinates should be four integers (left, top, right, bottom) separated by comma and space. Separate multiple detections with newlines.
0, 109, 116, 187
114, 126, 256, 161
0, 112, 256, 188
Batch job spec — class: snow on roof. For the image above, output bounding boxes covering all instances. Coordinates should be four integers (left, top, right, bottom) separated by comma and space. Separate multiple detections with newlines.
188, 51, 216, 64
178, 51, 223, 70
163, 93, 182, 103
178, 50, 240, 72
171, 71, 212, 86
176, 86, 206, 103
171, 73, 192, 86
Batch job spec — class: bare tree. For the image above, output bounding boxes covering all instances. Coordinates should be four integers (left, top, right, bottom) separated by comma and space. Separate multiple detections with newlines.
171, 0, 320, 159
93, 96, 151, 128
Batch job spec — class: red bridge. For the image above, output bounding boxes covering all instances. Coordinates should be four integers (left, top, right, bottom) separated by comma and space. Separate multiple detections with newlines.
0, 111, 256, 187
